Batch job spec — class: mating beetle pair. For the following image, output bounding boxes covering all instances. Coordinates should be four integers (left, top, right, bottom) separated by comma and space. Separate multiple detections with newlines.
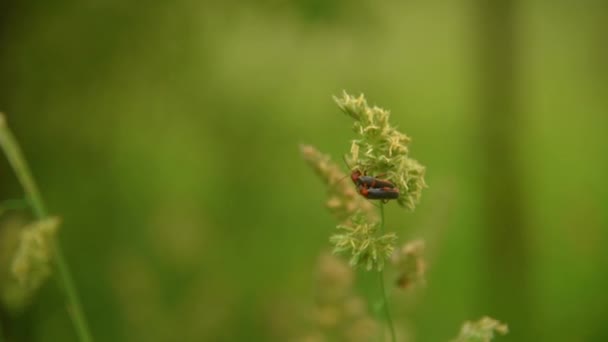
350, 170, 400, 201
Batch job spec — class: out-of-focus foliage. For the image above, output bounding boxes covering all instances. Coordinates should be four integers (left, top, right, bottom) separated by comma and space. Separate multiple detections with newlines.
451, 317, 508, 342
3, 217, 60, 312
392, 239, 426, 290
297, 253, 379, 342
0, 1, 607, 341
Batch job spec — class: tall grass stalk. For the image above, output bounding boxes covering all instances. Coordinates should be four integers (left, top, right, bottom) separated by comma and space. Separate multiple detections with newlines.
378, 203, 396, 342
0, 113, 93, 342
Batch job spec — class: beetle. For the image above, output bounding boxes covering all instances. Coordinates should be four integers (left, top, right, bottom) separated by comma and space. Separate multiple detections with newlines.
350, 170, 396, 189
357, 184, 400, 200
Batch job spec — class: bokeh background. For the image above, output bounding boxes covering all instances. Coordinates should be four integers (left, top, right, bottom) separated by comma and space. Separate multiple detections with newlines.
1, 1, 607, 341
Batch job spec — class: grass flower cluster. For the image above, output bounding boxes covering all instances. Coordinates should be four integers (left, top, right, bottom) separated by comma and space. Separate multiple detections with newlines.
330, 212, 396, 271
328, 92, 427, 272
334, 91, 427, 210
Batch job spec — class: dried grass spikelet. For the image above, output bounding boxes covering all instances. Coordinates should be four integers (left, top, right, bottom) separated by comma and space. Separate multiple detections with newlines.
391, 239, 427, 289
300, 144, 377, 222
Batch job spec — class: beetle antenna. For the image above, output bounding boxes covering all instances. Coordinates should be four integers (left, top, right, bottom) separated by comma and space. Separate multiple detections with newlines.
342, 154, 354, 170
326, 154, 356, 191
328, 173, 350, 190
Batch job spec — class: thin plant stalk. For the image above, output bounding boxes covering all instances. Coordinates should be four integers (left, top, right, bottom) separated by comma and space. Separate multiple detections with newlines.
378, 202, 396, 342
0, 114, 93, 342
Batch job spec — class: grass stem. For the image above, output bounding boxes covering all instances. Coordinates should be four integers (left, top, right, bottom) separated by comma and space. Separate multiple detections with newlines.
378, 203, 396, 342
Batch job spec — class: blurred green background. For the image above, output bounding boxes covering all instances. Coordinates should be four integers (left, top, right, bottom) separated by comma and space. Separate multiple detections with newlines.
1, 0, 607, 341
